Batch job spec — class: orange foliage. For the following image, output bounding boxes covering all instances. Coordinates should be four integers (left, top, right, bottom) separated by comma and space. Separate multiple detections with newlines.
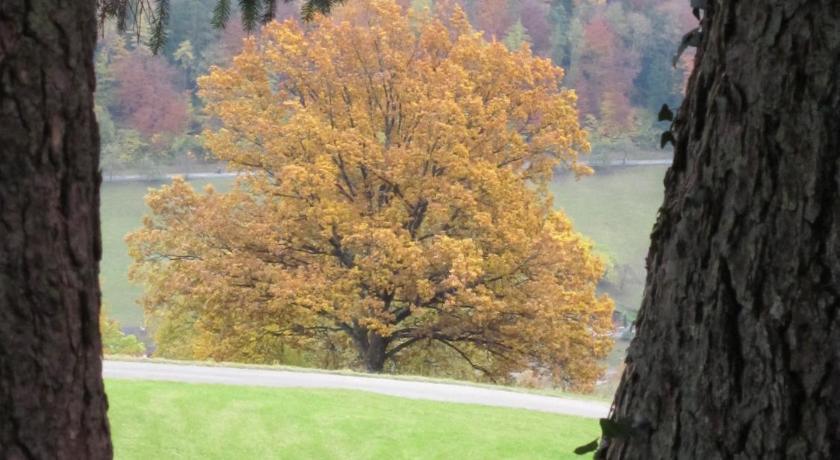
128, 0, 613, 390
576, 12, 640, 134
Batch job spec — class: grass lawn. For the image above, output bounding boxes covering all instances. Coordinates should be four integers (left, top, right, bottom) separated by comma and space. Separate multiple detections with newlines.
106, 380, 599, 460
551, 166, 667, 314
552, 166, 666, 266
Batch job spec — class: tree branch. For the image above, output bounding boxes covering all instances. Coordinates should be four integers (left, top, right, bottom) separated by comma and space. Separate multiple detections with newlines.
435, 338, 497, 383
383, 336, 425, 359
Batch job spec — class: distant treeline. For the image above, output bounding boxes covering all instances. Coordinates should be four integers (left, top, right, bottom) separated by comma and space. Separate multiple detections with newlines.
95, 0, 693, 172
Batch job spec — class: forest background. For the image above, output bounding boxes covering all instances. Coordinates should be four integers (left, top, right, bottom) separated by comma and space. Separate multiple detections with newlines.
95, 0, 694, 176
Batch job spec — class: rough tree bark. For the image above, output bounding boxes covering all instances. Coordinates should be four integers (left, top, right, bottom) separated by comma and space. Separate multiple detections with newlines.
600, 1, 840, 458
0, 1, 112, 458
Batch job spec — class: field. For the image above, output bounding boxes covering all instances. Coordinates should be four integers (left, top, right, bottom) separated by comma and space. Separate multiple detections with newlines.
101, 166, 667, 327
551, 166, 667, 315
106, 380, 599, 459
551, 166, 665, 268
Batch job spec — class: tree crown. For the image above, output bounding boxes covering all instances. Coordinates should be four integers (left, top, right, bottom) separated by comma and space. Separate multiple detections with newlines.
128, 0, 613, 389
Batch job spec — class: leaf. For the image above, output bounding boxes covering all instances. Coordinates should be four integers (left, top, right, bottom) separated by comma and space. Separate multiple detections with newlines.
660, 130, 675, 149
672, 27, 702, 67
657, 104, 674, 122
574, 438, 599, 455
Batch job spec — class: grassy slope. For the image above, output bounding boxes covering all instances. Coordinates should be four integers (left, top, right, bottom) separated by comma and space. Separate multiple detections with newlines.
107, 380, 598, 459
102, 167, 666, 327
551, 166, 666, 265
551, 166, 667, 314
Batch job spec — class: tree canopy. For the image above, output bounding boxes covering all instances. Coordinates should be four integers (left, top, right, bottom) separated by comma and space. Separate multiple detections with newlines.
127, 0, 613, 390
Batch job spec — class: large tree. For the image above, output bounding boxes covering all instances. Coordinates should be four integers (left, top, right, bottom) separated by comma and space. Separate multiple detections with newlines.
127, 0, 614, 389
0, 1, 111, 457
600, 1, 840, 458
0, 0, 341, 457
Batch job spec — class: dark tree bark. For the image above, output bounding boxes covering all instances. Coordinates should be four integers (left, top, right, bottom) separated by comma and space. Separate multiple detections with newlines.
0, 1, 111, 458
353, 329, 388, 373
601, 1, 840, 458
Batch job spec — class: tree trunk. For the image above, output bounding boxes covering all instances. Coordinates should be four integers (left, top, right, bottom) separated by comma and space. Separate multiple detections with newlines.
353, 329, 388, 373
0, 1, 111, 458
600, 1, 840, 458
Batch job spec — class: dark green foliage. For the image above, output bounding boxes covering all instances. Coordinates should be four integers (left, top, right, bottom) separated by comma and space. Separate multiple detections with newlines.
149, 0, 170, 52
212, 0, 232, 28
262, 0, 278, 24
162, 0, 216, 62
548, 0, 574, 69
239, 0, 262, 31
630, 12, 687, 113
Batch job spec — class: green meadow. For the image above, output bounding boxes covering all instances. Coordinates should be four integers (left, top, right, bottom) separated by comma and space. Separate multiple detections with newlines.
106, 379, 599, 459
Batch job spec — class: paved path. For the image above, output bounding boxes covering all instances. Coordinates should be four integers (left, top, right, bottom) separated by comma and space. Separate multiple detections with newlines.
104, 360, 610, 418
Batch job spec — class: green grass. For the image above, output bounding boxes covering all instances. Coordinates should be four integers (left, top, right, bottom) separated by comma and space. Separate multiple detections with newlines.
551, 166, 667, 313
100, 178, 232, 327
552, 166, 666, 269
106, 380, 599, 459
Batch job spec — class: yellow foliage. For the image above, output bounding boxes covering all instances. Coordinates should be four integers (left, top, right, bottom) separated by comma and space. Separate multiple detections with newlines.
127, 0, 612, 390
100, 308, 146, 357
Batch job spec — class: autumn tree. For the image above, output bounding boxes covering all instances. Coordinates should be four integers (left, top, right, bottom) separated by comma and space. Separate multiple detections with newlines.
474, 0, 514, 41
128, 0, 613, 389
111, 50, 190, 140
0, 0, 350, 457
518, 0, 552, 56
572, 11, 640, 135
